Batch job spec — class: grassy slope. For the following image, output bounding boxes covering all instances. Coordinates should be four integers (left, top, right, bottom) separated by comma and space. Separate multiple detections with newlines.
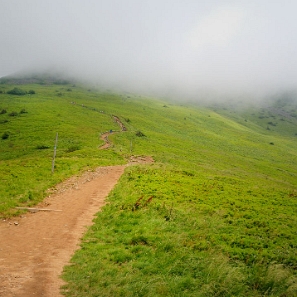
1, 82, 297, 296
0, 83, 126, 214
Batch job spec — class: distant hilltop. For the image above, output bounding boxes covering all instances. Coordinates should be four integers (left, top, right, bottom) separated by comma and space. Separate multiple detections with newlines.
0, 71, 76, 86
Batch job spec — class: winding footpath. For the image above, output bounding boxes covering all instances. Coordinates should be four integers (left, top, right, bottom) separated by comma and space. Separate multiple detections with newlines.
0, 165, 126, 297
0, 115, 152, 296
99, 115, 127, 150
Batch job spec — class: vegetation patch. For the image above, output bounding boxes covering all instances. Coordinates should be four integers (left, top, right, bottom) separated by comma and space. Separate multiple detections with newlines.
36, 145, 50, 150
66, 145, 81, 153
1, 80, 297, 296
7, 87, 27, 95
1, 131, 9, 139
135, 130, 146, 137
8, 111, 18, 117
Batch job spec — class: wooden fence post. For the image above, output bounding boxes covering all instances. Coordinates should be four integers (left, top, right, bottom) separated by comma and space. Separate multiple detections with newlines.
52, 133, 58, 174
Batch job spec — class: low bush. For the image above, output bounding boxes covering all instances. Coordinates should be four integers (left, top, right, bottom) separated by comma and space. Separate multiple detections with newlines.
7, 87, 26, 96
36, 145, 50, 150
135, 130, 145, 137
67, 145, 80, 153
1, 132, 9, 139
8, 111, 18, 117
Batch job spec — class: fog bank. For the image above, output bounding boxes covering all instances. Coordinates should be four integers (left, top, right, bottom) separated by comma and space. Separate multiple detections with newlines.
1, 1, 297, 101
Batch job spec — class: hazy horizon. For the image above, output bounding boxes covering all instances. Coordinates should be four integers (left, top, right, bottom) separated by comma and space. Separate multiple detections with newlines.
1, 1, 297, 100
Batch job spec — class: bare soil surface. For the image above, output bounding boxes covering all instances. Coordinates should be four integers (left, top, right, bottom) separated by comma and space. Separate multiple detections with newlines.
98, 116, 127, 150
0, 165, 127, 297
99, 132, 111, 149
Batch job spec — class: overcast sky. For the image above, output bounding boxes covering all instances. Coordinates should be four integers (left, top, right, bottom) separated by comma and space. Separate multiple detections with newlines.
1, 0, 297, 99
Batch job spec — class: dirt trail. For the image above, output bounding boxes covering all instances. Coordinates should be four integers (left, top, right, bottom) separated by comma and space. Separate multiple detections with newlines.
99, 115, 127, 150
0, 165, 125, 297
99, 132, 111, 149
0, 114, 153, 296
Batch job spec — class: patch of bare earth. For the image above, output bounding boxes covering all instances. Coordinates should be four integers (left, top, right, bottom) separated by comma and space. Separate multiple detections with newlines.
0, 156, 153, 297
99, 132, 111, 149
129, 155, 154, 164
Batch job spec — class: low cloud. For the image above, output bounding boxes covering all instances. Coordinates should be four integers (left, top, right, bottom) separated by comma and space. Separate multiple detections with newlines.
1, 1, 297, 101
188, 7, 244, 48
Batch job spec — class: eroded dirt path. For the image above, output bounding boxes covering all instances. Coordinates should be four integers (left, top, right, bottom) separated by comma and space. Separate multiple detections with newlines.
0, 111, 153, 297
0, 165, 126, 297
99, 115, 127, 150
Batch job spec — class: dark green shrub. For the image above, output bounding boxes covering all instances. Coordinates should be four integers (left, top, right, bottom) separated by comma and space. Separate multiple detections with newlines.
0, 109, 7, 114
1, 132, 9, 139
28, 90, 35, 94
9, 111, 18, 117
136, 130, 146, 137
28, 191, 33, 200
67, 145, 80, 153
20, 109, 27, 114
7, 87, 26, 95
36, 145, 50, 150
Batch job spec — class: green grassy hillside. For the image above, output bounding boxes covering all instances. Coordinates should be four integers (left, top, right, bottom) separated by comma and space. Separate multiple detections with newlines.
1, 80, 297, 296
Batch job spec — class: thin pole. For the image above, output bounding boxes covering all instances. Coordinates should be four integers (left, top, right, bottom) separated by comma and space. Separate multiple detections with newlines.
52, 133, 58, 174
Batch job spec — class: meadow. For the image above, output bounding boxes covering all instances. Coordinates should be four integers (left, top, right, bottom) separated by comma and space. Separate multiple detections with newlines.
1, 79, 297, 296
